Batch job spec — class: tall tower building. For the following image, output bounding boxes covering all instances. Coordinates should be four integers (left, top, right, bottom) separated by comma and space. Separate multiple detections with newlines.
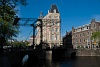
36, 4, 61, 48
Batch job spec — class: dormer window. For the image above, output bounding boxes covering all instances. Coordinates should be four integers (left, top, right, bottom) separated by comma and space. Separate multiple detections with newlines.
81, 28, 82, 30
54, 9, 56, 13
87, 26, 89, 29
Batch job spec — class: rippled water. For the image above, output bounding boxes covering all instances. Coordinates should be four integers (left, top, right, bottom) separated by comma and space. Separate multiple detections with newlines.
43, 56, 100, 67
20, 51, 100, 67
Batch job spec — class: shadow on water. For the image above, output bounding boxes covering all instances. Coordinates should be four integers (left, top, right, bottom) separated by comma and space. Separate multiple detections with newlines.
21, 53, 39, 67
52, 49, 77, 61
11, 53, 39, 67
71, 52, 76, 60
10, 49, 100, 67
11, 56, 100, 67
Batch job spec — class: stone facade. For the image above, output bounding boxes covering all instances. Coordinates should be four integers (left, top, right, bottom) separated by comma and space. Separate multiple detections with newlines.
72, 19, 100, 49
36, 4, 61, 48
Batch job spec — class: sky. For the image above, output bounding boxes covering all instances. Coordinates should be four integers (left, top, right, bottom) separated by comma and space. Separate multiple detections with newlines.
15, 0, 100, 41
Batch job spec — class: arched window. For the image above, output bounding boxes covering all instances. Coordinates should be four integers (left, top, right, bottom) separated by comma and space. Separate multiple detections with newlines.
52, 28, 54, 32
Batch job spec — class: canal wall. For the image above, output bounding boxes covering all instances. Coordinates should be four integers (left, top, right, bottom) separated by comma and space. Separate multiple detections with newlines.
76, 49, 100, 56
64, 49, 100, 57
46, 49, 100, 62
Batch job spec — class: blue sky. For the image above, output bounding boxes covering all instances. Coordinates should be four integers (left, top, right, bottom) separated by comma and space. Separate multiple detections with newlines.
16, 0, 100, 41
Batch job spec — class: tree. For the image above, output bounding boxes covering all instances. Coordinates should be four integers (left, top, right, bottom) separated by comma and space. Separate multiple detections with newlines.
0, 0, 27, 54
91, 31, 100, 46
0, 0, 27, 44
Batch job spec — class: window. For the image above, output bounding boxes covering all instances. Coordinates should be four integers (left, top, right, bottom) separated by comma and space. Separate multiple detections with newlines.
76, 39, 78, 43
49, 16, 51, 18
87, 31, 89, 35
80, 39, 81, 42
84, 39, 85, 42
87, 38, 90, 42
52, 28, 54, 32
91, 32, 93, 35
56, 28, 58, 32
52, 15, 54, 19
82, 27, 84, 30
75, 29, 77, 32
87, 26, 89, 29
83, 33, 85, 36
56, 35, 57, 40
52, 35, 54, 40
55, 16, 58, 19
56, 35, 58, 40
56, 23, 59, 26
94, 24, 95, 28
80, 34, 81, 37
54, 9, 56, 13
76, 35, 77, 37
51, 22, 54, 25
81, 28, 82, 30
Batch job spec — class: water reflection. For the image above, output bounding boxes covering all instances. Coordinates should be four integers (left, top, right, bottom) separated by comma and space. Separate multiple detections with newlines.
43, 56, 100, 67
22, 51, 100, 67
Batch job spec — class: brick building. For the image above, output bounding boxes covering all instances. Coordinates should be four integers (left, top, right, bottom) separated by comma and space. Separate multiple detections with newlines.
72, 19, 100, 49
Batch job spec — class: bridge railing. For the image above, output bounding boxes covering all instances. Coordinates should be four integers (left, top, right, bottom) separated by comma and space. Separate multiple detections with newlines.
3, 46, 35, 52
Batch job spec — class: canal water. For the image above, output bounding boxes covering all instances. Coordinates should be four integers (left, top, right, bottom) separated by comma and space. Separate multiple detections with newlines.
43, 56, 100, 67
22, 51, 100, 67
43, 53, 100, 67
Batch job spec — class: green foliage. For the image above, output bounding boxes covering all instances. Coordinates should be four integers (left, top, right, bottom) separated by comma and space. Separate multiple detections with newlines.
98, 42, 100, 47
0, 0, 27, 44
77, 46, 80, 48
91, 31, 100, 46
77, 45, 84, 49
91, 31, 100, 40
11, 41, 29, 47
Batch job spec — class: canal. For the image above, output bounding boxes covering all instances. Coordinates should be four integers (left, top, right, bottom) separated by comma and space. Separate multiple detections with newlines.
22, 51, 100, 67
43, 56, 100, 67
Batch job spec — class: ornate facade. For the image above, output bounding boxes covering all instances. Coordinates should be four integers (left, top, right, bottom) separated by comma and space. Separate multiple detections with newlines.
36, 4, 61, 48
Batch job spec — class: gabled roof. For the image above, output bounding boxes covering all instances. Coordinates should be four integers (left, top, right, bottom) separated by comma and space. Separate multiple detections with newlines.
49, 4, 59, 13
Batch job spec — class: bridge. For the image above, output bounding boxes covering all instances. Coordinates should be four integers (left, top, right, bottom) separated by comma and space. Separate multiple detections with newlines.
0, 47, 71, 67
0, 47, 46, 67
1, 47, 100, 67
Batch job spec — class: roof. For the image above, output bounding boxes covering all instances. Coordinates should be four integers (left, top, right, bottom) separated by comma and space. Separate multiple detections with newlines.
49, 4, 59, 13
